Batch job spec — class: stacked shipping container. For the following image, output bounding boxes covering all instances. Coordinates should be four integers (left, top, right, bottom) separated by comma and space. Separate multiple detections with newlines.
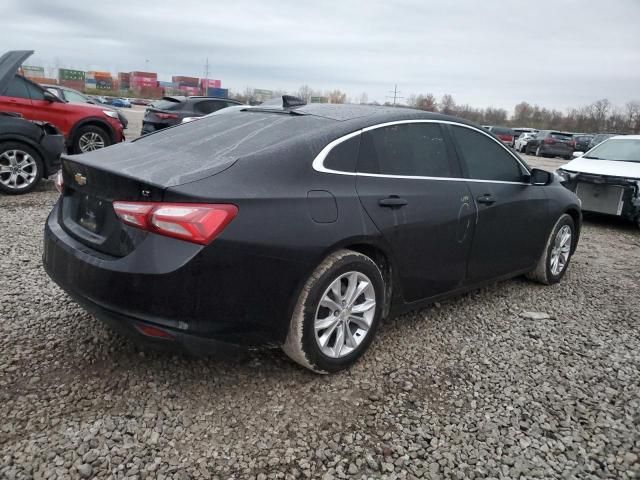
118, 72, 131, 90
58, 68, 85, 90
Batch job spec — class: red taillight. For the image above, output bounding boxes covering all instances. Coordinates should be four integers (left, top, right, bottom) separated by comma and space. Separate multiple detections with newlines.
544, 138, 555, 144
569, 140, 576, 147
113, 201, 238, 245
156, 113, 178, 119
54, 170, 64, 193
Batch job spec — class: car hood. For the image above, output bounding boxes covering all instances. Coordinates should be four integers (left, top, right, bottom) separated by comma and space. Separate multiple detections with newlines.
0, 50, 34, 95
560, 157, 640, 179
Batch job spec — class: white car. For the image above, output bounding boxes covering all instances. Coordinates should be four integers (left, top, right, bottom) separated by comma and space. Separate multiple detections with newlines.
515, 132, 536, 153
557, 135, 640, 227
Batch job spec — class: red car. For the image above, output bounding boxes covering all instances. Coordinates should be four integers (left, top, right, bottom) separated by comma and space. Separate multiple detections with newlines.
0, 50, 125, 154
486, 126, 515, 147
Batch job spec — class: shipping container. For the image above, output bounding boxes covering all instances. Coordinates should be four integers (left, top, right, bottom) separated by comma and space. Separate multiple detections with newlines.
58, 68, 85, 81
60, 79, 85, 90
22, 65, 45, 78
172, 75, 199, 87
87, 71, 110, 77
201, 78, 222, 90
158, 81, 178, 88
29, 77, 58, 85
131, 71, 157, 79
206, 87, 229, 98
178, 86, 200, 95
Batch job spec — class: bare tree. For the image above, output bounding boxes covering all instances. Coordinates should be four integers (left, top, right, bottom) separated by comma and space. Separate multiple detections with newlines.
439, 94, 456, 115
590, 99, 612, 131
358, 92, 369, 105
297, 85, 314, 103
483, 107, 508, 125
625, 101, 640, 133
410, 93, 438, 112
327, 89, 347, 104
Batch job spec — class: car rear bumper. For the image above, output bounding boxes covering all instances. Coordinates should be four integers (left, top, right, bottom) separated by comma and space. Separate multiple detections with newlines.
43, 202, 300, 349
540, 145, 572, 156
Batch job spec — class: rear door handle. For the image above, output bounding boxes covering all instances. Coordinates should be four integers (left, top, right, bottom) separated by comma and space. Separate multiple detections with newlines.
378, 196, 408, 208
476, 194, 496, 205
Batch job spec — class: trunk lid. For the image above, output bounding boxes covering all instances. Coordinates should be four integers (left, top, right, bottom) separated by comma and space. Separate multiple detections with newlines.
58, 157, 165, 257
0, 50, 34, 95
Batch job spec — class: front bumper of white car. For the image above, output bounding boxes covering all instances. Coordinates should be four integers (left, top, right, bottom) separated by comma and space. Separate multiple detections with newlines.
557, 169, 640, 223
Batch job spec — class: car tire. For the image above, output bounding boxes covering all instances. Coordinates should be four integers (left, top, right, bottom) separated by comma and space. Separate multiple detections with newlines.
526, 213, 575, 285
72, 125, 111, 154
282, 249, 385, 373
535, 146, 544, 157
0, 142, 44, 195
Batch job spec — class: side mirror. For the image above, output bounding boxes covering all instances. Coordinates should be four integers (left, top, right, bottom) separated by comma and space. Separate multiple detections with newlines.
530, 168, 551, 185
43, 91, 60, 103
572, 151, 583, 158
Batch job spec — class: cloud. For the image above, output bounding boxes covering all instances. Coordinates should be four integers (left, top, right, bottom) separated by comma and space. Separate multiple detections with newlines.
2, 0, 639, 110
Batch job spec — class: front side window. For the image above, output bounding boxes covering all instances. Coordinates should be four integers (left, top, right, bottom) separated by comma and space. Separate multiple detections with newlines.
64, 89, 89, 103
451, 125, 525, 182
358, 123, 454, 177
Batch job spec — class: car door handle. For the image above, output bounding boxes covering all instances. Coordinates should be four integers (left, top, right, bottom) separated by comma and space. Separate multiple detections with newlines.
476, 194, 496, 205
378, 196, 408, 208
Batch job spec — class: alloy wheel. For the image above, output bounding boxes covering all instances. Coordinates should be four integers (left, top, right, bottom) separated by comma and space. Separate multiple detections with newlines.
314, 271, 376, 358
0, 149, 38, 190
78, 132, 106, 152
550, 225, 572, 276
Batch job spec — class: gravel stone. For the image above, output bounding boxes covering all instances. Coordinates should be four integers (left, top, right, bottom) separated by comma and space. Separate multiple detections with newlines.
1, 167, 640, 479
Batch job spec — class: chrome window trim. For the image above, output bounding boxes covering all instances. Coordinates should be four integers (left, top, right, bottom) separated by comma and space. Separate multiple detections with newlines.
312, 119, 532, 185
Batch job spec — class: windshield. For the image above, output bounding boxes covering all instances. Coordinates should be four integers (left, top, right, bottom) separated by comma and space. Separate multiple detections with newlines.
584, 138, 640, 163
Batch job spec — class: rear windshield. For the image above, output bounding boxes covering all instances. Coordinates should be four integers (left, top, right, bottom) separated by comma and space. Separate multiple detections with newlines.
151, 99, 183, 111
584, 138, 640, 163
491, 127, 512, 135
550, 132, 572, 141
575, 135, 592, 141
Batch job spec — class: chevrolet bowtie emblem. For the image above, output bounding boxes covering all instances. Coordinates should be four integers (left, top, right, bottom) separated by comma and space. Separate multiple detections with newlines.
74, 173, 87, 186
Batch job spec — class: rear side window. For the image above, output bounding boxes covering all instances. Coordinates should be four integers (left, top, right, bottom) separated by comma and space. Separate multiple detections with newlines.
152, 99, 182, 111
4, 75, 30, 99
324, 135, 360, 172
194, 100, 227, 115
451, 125, 524, 182
358, 123, 454, 177
24, 80, 44, 101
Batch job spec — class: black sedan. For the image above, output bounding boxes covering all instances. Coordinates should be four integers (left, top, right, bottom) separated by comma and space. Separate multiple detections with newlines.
43, 101, 581, 373
0, 112, 64, 194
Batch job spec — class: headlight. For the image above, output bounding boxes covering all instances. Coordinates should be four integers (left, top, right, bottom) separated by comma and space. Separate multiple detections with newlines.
555, 169, 570, 182
103, 110, 119, 119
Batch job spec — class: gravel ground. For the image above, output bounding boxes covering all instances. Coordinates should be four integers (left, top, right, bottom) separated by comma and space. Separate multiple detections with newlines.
1, 172, 639, 479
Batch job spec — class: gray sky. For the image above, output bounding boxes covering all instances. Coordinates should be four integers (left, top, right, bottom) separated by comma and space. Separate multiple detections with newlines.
3, 0, 639, 112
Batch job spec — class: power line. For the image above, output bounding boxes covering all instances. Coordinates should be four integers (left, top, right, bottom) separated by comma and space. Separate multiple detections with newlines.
386, 84, 404, 106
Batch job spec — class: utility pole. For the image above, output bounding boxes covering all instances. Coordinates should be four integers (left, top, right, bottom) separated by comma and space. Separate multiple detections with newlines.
386, 84, 403, 106
204, 57, 210, 95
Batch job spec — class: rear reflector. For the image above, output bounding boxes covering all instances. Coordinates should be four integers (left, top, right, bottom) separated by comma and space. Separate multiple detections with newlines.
156, 113, 179, 119
113, 201, 238, 245
137, 324, 175, 339
54, 170, 64, 193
